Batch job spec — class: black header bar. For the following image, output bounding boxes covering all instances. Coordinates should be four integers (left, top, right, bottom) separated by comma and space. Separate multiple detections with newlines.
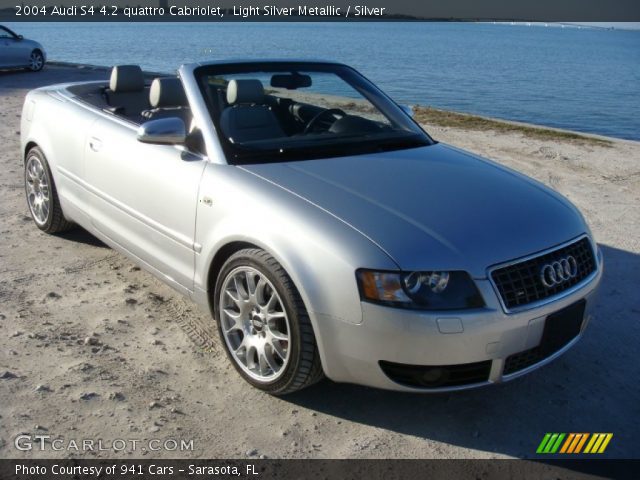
1, 0, 639, 22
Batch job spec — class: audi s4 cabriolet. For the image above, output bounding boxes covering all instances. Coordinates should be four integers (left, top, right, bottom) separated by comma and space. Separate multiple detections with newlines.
21, 60, 602, 394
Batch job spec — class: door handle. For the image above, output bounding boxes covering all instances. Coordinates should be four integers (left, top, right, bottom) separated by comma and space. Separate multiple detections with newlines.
89, 137, 103, 152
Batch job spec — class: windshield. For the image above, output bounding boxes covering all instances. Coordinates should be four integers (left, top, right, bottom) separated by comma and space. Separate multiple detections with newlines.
195, 62, 434, 164
0, 26, 18, 38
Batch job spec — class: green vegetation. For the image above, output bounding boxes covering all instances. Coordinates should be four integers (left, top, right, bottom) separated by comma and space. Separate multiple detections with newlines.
413, 106, 612, 147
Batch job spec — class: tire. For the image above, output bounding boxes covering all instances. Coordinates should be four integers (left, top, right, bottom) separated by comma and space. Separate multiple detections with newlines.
24, 147, 74, 233
27, 50, 45, 72
214, 248, 324, 395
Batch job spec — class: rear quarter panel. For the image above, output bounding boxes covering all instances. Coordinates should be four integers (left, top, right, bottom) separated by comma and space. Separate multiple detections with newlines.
21, 87, 99, 226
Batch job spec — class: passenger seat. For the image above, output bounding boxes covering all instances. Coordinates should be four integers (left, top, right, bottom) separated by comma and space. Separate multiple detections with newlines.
105, 65, 150, 120
220, 79, 285, 143
141, 77, 191, 126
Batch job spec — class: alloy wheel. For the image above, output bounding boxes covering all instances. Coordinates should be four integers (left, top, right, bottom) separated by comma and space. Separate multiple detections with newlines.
219, 266, 291, 382
29, 51, 44, 71
25, 154, 50, 225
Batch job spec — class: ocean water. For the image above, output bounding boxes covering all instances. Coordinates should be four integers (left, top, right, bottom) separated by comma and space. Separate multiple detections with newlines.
8, 22, 640, 140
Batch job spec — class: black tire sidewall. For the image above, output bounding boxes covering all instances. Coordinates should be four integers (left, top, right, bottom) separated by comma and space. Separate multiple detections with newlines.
214, 250, 305, 394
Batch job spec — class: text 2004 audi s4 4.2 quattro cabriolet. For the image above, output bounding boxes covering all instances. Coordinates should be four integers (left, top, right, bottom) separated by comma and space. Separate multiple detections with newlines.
21, 60, 602, 394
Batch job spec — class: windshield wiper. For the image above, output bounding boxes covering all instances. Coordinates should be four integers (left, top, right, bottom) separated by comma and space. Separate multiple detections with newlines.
370, 135, 430, 153
230, 133, 431, 164
233, 140, 359, 162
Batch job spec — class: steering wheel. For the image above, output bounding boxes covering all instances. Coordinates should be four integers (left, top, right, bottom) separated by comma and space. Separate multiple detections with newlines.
303, 108, 346, 134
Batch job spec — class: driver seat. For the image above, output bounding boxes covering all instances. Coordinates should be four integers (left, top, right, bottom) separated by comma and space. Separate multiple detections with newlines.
219, 79, 285, 143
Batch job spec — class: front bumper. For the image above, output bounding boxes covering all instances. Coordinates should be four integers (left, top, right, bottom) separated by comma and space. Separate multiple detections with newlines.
315, 248, 603, 392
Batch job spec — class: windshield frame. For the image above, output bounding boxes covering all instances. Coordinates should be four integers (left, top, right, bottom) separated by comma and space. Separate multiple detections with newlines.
0, 25, 20, 39
194, 61, 435, 165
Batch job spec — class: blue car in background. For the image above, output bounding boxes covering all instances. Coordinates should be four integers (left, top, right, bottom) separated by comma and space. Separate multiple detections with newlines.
0, 25, 46, 71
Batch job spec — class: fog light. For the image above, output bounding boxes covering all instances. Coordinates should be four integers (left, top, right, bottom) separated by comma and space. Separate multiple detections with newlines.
422, 367, 446, 385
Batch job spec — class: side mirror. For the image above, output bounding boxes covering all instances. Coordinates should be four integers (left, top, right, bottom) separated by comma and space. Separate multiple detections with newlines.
17, 34, 24, 40
137, 117, 186, 145
400, 104, 414, 118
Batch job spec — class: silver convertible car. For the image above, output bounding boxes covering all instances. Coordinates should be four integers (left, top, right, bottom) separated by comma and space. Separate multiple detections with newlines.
21, 60, 602, 394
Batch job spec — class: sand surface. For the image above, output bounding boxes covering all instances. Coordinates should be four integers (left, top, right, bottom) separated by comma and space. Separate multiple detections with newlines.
1, 65, 639, 459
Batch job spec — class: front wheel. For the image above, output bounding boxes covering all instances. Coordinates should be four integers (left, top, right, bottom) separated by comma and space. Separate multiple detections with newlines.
27, 50, 45, 72
214, 248, 324, 395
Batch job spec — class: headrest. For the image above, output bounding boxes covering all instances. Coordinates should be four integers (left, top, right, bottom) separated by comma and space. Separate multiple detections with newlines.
149, 77, 188, 108
110, 65, 144, 92
226, 79, 264, 105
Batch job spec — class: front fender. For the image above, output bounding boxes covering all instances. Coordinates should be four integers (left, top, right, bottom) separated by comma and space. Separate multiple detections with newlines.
193, 163, 399, 324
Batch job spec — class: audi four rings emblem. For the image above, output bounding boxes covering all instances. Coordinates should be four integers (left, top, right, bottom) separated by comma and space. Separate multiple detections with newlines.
540, 256, 579, 288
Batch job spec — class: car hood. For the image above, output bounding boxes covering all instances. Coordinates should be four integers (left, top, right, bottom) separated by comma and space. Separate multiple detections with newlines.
23, 39, 42, 48
240, 143, 587, 277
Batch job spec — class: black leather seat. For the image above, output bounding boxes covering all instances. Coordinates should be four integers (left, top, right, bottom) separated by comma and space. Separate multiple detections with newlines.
219, 79, 285, 143
141, 77, 191, 126
105, 65, 149, 120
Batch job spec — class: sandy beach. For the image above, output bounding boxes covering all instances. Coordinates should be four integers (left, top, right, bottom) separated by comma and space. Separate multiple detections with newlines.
1, 64, 639, 459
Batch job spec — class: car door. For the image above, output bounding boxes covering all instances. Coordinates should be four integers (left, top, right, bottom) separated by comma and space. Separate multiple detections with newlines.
0, 27, 20, 66
85, 116, 207, 294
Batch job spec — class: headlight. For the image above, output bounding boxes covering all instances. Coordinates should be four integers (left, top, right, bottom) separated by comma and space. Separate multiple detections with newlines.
356, 269, 484, 310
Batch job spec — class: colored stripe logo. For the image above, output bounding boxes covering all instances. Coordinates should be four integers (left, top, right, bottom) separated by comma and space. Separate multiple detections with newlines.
537, 433, 613, 454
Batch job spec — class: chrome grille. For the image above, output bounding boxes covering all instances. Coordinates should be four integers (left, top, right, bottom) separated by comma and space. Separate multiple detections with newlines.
491, 237, 596, 311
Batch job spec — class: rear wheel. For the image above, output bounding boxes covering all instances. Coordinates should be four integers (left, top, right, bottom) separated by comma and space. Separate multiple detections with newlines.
27, 50, 45, 72
24, 147, 74, 233
214, 248, 324, 395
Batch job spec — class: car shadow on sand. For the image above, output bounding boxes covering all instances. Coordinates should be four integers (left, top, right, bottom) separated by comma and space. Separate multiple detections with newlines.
57, 228, 109, 248
285, 244, 640, 460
